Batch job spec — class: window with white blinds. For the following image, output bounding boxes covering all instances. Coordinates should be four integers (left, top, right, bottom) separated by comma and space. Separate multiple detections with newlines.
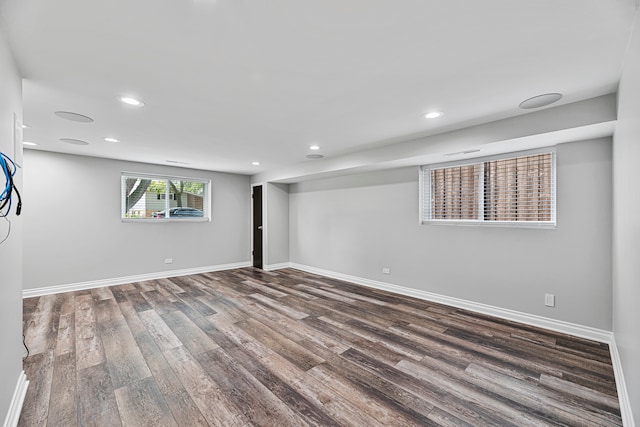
421, 150, 555, 226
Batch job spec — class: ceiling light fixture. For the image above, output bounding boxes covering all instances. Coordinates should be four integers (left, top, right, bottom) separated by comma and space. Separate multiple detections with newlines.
252, 161, 261, 166
309, 145, 320, 151
22, 141, 37, 146
104, 137, 120, 143
120, 97, 145, 107
21, 124, 30, 129
425, 111, 443, 119
54, 111, 94, 123
306, 154, 324, 160
519, 93, 562, 109
60, 138, 89, 145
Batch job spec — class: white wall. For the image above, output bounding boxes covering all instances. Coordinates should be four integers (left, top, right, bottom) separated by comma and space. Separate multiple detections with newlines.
265, 182, 289, 267
23, 150, 251, 289
290, 138, 612, 330
613, 8, 640, 426
0, 25, 24, 423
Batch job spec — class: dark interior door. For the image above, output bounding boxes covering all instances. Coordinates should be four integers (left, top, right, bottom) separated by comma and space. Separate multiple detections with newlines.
252, 185, 263, 269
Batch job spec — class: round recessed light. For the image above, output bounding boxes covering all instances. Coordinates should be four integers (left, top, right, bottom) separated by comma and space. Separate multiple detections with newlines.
21, 124, 30, 129
252, 161, 261, 166
54, 111, 94, 123
22, 141, 37, 146
120, 97, 145, 107
60, 138, 89, 146
166, 160, 189, 165
309, 145, 320, 151
104, 137, 120, 143
519, 93, 563, 109
424, 111, 443, 119
306, 154, 325, 160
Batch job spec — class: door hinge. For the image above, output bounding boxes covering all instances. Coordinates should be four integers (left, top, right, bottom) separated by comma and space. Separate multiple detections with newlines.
252, 250, 254, 255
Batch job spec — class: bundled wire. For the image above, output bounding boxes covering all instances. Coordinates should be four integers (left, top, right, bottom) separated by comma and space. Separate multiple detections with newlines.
0, 151, 21, 218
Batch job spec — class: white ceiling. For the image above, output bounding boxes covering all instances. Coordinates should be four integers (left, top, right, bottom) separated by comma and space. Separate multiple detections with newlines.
1, 0, 636, 176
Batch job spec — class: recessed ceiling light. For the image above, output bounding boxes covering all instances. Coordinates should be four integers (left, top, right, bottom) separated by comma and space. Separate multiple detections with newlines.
60, 138, 89, 145
120, 97, 145, 107
306, 154, 325, 160
22, 141, 37, 146
425, 111, 443, 119
21, 124, 30, 129
252, 161, 261, 166
54, 111, 94, 123
519, 93, 563, 109
309, 145, 320, 151
104, 137, 120, 143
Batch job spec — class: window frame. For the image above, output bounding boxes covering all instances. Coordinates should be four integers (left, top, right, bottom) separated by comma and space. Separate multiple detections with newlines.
121, 172, 211, 222
420, 147, 556, 228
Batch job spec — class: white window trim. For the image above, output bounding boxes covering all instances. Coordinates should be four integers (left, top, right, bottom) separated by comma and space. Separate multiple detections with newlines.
420, 147, 557, 229
121, 172, 212, 222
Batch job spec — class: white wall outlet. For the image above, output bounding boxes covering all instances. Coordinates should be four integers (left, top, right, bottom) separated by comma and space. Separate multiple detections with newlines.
544, 293, 555, 307
164, 258, 173, 264
382, 267, 391, 275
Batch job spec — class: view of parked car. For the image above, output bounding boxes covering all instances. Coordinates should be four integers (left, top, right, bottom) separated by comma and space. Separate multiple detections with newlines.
151, 207, 204, 218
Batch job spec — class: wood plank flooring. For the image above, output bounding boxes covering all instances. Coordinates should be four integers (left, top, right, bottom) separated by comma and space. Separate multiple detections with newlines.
19, 268, 622, 426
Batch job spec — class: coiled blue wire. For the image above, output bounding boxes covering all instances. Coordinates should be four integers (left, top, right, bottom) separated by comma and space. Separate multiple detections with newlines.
0, 151, 17, 217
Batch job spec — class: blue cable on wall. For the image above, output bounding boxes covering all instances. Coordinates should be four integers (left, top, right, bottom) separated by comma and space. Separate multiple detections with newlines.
0, 150, 21, 218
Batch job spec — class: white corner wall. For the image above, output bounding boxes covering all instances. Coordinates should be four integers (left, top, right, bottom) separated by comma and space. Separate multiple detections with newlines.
290, 138, 613, 330
0, 25, 25, 425
22, 150, 251, 290
613, 7, 640, 426
265, 182, 289, 268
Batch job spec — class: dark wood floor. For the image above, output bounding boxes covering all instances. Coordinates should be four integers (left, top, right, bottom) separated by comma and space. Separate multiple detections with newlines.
20, 267, 622, 426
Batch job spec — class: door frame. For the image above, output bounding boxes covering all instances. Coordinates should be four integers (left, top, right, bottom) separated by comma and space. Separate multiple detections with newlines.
251, 182, 267, 268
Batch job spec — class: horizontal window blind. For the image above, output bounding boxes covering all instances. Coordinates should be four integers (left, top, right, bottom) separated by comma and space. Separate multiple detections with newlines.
484, 153, 553, 222
423, 150, 555, 225
431, 164, 480, 220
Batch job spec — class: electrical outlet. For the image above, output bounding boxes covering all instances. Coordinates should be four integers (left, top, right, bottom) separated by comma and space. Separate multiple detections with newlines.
164, 258, 173, 264
382, 267, 391, 275
544, 293, 555, 307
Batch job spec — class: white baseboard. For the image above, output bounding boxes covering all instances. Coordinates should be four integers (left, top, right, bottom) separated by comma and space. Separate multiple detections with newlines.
22, 261, 252, 298
287, 263, 612, 343
609, 335, 636, 427
3, 371, 28, 427
263, 262, 291, 271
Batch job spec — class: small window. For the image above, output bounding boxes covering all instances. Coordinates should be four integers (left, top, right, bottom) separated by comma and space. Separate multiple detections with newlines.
156, 193, 177, 200
121, 173, 210, 221
421, 149, 555, 226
